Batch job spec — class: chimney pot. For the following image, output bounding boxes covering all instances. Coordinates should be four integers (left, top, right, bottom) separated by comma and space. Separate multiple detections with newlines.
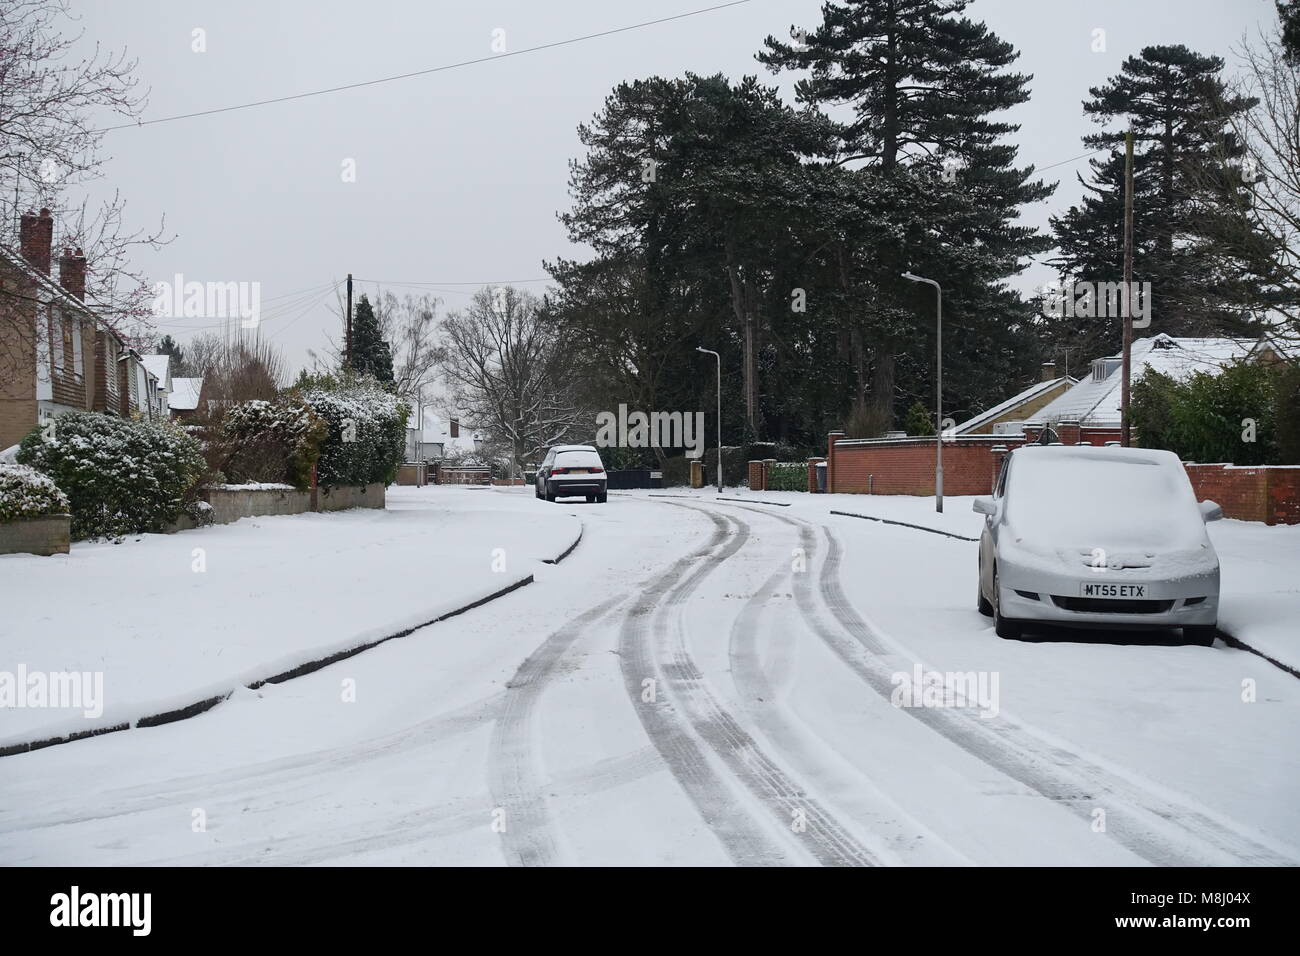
19, 208, 54, 275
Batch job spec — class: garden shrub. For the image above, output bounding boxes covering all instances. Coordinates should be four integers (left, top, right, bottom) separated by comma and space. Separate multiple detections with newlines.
292, 374, 409, 487
16, 412, 206, 539
0, 462, 69, 522
765, 462, 808, 492
220, 398, 327, 489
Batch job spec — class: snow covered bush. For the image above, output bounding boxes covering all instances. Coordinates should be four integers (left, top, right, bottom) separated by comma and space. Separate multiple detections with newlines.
16, 412, 207, 540
220, 398, 327, 489
292, 374, 409, 487
0, 462, 70, 522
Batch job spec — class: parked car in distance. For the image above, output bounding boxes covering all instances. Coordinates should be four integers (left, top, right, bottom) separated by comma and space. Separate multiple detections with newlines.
536, 445, 608, 503
974, 445, 1222, 642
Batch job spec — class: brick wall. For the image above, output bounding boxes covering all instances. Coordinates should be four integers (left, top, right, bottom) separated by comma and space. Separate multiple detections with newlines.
1184, 464, 1300, 525
824, 429, 1300, 525
828, 436, 1020, 496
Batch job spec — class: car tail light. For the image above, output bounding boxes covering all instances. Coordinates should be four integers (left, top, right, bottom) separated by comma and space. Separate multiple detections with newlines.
551, 467, 568, 474
591, 467, 604, 473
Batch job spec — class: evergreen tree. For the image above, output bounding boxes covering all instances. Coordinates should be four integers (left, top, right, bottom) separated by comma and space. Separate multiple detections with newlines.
1050, 45, 1269, 350
1280, 1, 1300, 61
347, 294, 394, 385
157, 334, 185, 377
760, 0, 1052, 432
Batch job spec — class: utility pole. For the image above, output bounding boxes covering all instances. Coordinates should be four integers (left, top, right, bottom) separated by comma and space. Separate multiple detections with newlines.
696, 347, 723, 493
901, 271, 944, 513
345, 273, 353, 370
1121, 131, 1135, 447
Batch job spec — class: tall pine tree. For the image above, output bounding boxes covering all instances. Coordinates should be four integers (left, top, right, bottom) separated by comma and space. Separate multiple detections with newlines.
348, 294, 395, 385
1050, 45, 1269, 352
760, 0, 1052, 432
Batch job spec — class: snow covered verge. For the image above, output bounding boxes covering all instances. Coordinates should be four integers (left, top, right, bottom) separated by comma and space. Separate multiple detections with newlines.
1208, 519, 1300, 672
624, 486, 1300, 669
0, 485, 580, 749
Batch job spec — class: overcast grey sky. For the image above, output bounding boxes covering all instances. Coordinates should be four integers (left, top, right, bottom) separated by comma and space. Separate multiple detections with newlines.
69, 0, 1282, 373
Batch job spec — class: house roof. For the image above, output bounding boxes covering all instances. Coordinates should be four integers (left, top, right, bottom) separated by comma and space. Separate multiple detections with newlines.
142, 355, 171, 391
947, 376, 1075, 436
169, 377, 203, 410
0, 243, 95, 318
1034, 334, 1256, 426
418, 411, 483, 454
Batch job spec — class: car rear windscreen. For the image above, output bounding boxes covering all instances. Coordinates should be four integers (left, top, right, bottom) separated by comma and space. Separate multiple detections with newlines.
556, 451, 603, 468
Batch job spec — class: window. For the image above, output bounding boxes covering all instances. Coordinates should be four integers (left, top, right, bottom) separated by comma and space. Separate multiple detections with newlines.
70, 316, 83, 379
50, 306, 64, 372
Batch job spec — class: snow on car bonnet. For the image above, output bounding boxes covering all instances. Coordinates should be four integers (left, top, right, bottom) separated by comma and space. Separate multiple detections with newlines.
1005, 447, 1207, 551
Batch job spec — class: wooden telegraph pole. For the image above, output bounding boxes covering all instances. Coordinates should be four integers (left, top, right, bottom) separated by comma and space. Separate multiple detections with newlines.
345, 273, 353, 369
1121, 131, 1135, 447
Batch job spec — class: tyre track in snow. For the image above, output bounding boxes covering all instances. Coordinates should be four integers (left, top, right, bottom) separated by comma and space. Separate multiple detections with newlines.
488, 593, 632, 866
725, 514, 974, 866
622, 503, 879, 866
703, 499, 1296, 865
135, 746, 664, 867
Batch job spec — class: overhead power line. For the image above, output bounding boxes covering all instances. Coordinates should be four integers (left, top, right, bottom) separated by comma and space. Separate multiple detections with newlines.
97, 1, 756, 133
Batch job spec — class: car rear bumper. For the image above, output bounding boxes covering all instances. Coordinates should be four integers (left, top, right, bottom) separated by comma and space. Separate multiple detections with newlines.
549, 479, 606, 496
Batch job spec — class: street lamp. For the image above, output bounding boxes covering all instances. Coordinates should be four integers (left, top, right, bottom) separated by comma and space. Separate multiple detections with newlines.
696, 346, 722, 493
901, 271, 943, 513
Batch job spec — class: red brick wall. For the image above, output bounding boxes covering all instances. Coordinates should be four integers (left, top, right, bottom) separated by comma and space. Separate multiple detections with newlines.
747, 460, 764, 491
1184, 464, 1300, 525
829, 438, 1014, 496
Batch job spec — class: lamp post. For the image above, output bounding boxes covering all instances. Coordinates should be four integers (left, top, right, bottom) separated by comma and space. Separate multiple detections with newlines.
901, 271, 943, 513
696, 346, 722, 493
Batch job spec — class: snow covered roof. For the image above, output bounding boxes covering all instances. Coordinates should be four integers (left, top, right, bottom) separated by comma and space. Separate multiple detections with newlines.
169, 377, 203, 410
418, 411, 483, 454
1034, 334, 1256, 427
142, 355, 171, 390
947, 377, 1075, 436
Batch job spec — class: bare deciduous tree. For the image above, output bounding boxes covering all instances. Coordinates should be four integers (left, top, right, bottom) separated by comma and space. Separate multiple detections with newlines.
0, 0, 169, 344
435, 286, 583, 474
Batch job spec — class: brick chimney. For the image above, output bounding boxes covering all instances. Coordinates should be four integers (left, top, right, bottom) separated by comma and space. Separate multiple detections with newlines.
449, 417, 459, 438
20, 208, 53, 275
58, 248, 86, 301
1041, 361, 1057, 382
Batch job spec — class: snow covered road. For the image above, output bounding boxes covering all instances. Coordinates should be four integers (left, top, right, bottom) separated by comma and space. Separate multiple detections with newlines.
1, 488, 1297, 866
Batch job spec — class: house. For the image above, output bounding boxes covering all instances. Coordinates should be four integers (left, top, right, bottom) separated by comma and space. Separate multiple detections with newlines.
0, 209, 103, 450
406, 406, 485, 463
944, 362, 1077, 438
1032, 334, 1257, 432
141, 354, 171, 418
168, 377, 206, 420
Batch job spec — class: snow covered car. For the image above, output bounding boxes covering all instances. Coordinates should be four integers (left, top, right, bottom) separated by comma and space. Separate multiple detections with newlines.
974, 444, 1222, 641
536, 444, 608, 503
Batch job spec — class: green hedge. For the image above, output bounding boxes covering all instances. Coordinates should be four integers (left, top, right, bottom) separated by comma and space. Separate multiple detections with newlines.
293, 375, 409, 487
765, 462, 808, 492
0, 462, 69, 522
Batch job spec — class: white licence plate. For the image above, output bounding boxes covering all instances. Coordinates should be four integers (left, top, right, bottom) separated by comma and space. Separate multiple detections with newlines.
1080, 582, 1146, 598
568, 469, 588, 474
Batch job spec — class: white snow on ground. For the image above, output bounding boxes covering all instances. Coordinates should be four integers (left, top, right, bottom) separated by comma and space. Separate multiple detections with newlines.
0, 485, 1295, 866
0, 485, 579, 747
1208, 518, 1300, 672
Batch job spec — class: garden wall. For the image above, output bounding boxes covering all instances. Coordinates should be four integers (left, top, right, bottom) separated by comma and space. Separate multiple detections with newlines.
0, 514, 70, 556
202, 483, 384, 525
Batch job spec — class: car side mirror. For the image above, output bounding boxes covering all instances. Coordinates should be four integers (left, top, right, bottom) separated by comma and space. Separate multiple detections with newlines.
1199, 499, 1224, 522
972, 496, 997, 516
